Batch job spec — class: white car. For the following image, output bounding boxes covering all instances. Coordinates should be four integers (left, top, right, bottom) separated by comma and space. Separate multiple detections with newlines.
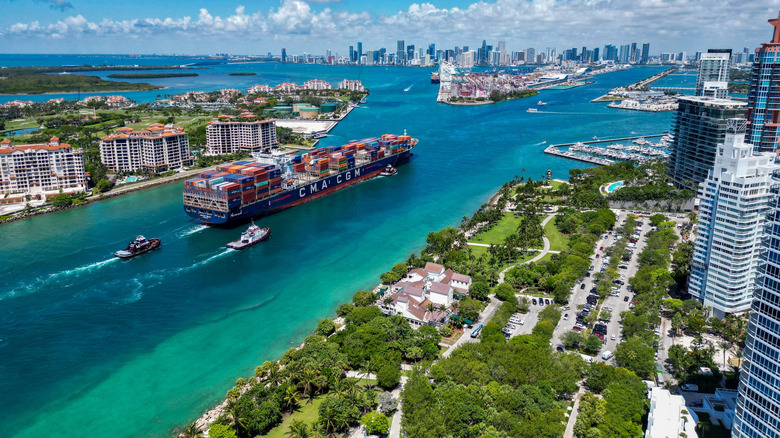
611, 334, 616, 340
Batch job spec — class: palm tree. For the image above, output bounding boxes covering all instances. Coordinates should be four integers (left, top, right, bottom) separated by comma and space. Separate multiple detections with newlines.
181, 423, 203, 438
720, 341, 732, 369
318, 403, 339, 436
282, 384, 300, 414
284, 419, 312, 438
225, 400, 249, 437
300, 368, 319, 404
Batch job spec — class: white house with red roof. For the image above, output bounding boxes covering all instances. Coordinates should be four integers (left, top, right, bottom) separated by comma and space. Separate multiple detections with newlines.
378, 264, 471, 328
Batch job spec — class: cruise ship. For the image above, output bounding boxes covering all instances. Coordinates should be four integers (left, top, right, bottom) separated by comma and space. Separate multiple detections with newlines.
183, 134, 417, 225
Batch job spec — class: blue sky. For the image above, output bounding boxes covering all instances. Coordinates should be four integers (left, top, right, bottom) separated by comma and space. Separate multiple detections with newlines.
1, 0, 779, 56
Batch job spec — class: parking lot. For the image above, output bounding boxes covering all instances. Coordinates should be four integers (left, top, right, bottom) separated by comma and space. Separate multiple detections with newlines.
550, 210, 654, 362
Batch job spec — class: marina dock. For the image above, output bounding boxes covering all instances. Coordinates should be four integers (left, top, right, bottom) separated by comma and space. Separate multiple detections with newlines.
544, 134, 668, 166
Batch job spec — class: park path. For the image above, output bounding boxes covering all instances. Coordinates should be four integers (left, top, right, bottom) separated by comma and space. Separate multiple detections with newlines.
496, 213, 557, 283
563, 385, 586, 438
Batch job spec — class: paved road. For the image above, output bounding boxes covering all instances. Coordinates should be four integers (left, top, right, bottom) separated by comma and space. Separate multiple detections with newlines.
442, 296, 501, 357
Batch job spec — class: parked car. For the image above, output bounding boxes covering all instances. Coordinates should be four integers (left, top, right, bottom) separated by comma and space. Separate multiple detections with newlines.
532, 299, 537, 305
544, 299, 550, 305
563, 313, 569, 320
619, 265, 628, 269
596, 254, 600, 258
599, 246, 604, 251
680, 384, 699, 392
623, 296, 630, 302
581, 283, 586, 289
602, 350, 613, 360
611, 334, 616, 340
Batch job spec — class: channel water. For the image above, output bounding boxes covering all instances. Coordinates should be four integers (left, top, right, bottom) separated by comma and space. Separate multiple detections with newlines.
0, 60, 672, 437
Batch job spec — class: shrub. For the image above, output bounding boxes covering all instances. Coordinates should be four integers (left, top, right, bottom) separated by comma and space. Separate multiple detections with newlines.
377, 364, 401, 389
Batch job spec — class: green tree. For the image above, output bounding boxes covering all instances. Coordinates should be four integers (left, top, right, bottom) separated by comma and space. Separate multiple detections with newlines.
470, 281, 490, 301
494, 283, 516, 301
95, 178, 113, 193
315, 318, 336, 336
208, 423, 236, 438
562, 331, 584, 349
583, 335, 603, 355
614, 337, 656, 379
353, 290, 377, 307
51, 193, 73, 207
377, 363, 401, 389
284, 419, 312, 438
458, 297, 482, 322
361, 412, 390, 435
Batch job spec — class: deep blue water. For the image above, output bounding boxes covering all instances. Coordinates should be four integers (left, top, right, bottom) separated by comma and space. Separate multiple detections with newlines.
0, 58, 672, 437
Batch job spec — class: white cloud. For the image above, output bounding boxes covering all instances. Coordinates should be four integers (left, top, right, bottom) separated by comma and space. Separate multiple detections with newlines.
2, 0, 780, 53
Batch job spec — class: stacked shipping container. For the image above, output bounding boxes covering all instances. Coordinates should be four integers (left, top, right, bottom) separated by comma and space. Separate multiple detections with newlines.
184, 136, 412, 210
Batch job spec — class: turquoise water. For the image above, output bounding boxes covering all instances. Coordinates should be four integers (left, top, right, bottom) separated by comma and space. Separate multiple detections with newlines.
607, 181, 624, 192
0, 61, 672, 437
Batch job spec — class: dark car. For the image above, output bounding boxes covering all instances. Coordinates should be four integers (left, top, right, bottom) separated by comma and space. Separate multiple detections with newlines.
545, 299, 550, 305
580, 283, 586, 289
623, 296, 630, 302
532, 299, 537, 305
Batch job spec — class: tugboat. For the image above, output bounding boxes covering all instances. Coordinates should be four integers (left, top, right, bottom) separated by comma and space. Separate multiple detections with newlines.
115, 235, 161, 259
226, 221, 270, 250
379, 165, 397, 177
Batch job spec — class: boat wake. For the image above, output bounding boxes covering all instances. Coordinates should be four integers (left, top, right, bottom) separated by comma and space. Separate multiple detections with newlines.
1, 257, 120, 301
189, 248, 234, 270
177, 224, 209, 238
404, 83, 415, 92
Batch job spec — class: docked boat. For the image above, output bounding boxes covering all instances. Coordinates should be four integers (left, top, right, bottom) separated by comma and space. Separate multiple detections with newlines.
431, 72, 440, 84
527, 108, 538, 113
379, 165, 397, 176
115, 235, 161, 259
226, 222, 270, 250
537, 100, 547, 106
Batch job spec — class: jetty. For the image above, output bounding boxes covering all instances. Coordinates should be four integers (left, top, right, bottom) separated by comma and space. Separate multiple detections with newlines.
544, 134, 669, 166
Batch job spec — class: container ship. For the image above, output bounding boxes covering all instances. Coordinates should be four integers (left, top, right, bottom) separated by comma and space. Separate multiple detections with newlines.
183, 133, 417, 225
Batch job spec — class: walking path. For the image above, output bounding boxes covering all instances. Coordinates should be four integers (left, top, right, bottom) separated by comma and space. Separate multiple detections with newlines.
563, 385, 587, 438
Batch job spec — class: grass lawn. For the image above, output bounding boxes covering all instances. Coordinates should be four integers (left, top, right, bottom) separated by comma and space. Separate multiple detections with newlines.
469, 212, 521, 245
695, 412, 731, 438
534, 252, 554, 264
263, 395, 325, 438
544, 220, 569, 252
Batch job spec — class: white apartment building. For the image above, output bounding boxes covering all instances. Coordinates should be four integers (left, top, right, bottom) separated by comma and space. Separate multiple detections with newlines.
645, 387, 698, 438
247, 84, 273, 94
0, 137, 87, 199
689, 118, 780, 317
302, 79, 332, 90
696, 50, 731, 98
100, 124, 192, 173
205, 115, 278, 155
337, 79, 365, 91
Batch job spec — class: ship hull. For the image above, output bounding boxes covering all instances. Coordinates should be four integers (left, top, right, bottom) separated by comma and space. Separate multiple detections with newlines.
185, 151, 412, 226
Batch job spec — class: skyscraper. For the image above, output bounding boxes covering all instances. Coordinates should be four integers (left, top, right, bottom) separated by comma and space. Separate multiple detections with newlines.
641, 43, 650, 64
357, 42, 363, 64
281, 48, 287, 63
630, 42, 637, 63
604, 44, 617, 62
396, 40, 405, 64
618, 44, 630, 63
349, 46, 355, 63
668, 96, 747, 190
747, 12, 780, 152
427, 43, 435, 57
526, 48, 535, 64
407, 45, 415, 63
688, 118, 779, 318
733, 174, 780, 438
696, 49, 731, 98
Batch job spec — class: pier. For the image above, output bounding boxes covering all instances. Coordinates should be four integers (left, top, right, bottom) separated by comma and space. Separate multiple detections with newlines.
544, 134, 668, 166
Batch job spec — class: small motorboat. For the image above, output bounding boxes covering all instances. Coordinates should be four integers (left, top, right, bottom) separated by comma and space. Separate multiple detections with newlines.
527, 108, 538, 113
227, 221, 270, 250
537, 100, 547, 106
380, 165, 397, 177
115, 235, 161, 258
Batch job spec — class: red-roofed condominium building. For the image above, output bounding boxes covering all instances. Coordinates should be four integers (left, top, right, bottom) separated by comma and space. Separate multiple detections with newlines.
99, 124, 192, 173
0, 137, 87, 202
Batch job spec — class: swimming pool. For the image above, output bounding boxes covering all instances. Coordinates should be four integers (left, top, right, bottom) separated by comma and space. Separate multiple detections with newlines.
606, 181, 624, 193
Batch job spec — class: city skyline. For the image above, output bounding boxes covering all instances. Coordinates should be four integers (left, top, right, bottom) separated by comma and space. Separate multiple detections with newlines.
0, 0, 779, 55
